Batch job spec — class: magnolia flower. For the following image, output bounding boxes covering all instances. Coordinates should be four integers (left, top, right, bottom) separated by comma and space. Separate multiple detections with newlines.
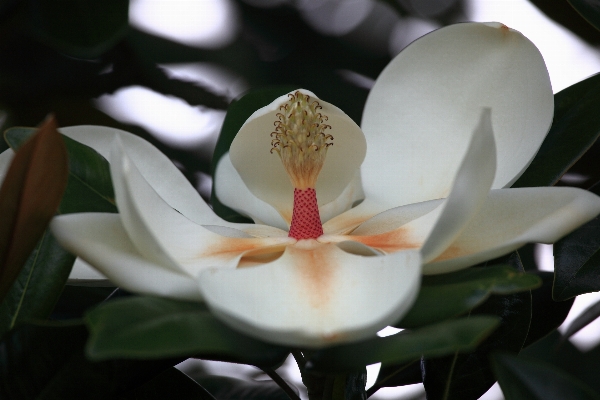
39, 22, 600, 347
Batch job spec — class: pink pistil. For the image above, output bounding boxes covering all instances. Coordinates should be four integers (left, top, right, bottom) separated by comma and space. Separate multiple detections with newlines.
288, 188, 323, 239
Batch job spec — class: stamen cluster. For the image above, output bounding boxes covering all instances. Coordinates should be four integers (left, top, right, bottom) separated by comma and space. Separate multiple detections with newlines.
271, 91, 333, 189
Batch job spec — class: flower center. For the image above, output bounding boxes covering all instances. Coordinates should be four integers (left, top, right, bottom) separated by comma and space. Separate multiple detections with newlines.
271, 91, 333, 239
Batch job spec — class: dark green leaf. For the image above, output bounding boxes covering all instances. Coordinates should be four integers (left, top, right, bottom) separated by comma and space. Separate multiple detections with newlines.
561, 299, 600, 341
0, 230, 75, 337
123, 368, 216, 400
0, 117, 68, 301
397, 265, 541, 328
29, 0, 129, 59
85, 295, 289, 367
553, 182, 600, 300
492, 353, 600, 400
0, 321, 185, 399
211, 86, 296, 223
51, 285, 116, 320
307, 316, 499, 373
524, 271, 574, 347
513, 73, 600, 187
5, 126, 117, 215
567, 0, 600, 32
193, 375, 293, 400
422, 252, 532, 400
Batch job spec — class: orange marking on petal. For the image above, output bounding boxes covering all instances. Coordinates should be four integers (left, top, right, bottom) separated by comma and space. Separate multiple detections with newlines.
350, 227, 421, 254
288, 241, 335, 309
197, 237, 287, 260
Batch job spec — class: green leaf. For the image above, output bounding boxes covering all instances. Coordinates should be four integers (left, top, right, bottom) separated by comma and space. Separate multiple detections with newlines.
513, 73, 600, 187
124, 368, 216, 400
524, 271, 574, 347
307, 316, 500, 373
28, 0, 129, 59
0, 117, 68, 301
85, 295, 289, 368
492, 353, 600, 400
397, 265, 541, 328
0, 321, 186, 399
51, 285, 116, 320
5, 126, 118, 215
567, 0, 600, 32
553, 182, 600, 300
211, 86, 296, 223
421, 251, 533, 400
0, 230, 75, 337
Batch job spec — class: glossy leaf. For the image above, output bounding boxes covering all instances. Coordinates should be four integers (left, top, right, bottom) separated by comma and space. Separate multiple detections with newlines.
211, 86, 296, 223
0, 230, 75, 337
397, 265, 541, 328
85, 295, 289, 368
422, 252, 533, 400
124, 368, 216, 400
0, 117, 68, 301
29, 0, 129, 59
492, 353, 600, 400
553, 182, 600, 300
51, 285, 116, 320
5, 126, 117, 215
524, 271, 574, 348
568, 0, 600, 32
0, 321, 185, 399
306, 316, 500, 373
513, 73, 600, 187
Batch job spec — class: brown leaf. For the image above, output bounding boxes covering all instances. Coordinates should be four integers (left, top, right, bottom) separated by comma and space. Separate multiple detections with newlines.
0, 116, 69, 300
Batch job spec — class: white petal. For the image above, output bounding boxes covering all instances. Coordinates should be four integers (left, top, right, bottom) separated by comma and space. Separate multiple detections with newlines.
217, 152, 365, 230
111, 139, 295, 277
59, 126, 228, 226
319, 169, 365, 223
214, 153, 290, 229
424, 187, 600, 274
420, 109, 496, 263
229, 89, 366, 215
361, 22, 553, 208
199, 240, 421, 348
51, 214, 203, 301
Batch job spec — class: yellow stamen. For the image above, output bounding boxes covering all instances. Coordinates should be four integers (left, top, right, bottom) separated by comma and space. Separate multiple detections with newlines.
270, 91, 333, 189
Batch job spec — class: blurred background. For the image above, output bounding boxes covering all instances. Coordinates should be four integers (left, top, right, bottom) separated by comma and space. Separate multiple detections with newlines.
1, 0, 599, 398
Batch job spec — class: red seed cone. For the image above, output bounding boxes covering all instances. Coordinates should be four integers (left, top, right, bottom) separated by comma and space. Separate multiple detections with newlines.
288, 188, 323, 239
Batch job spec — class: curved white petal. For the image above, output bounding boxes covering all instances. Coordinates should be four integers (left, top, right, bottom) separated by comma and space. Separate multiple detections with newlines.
424, 187, 600, 274
362, 22, 553, 208
229, 89, 367, 216
319, 169, 365, 223
217, 152, 366, 230
111, 139, 295, 277
420, 109, 496, 262
199, 240, 421, 347
58, 126, 229, 227
214, 153, 290, 229
51, 214, 203, 301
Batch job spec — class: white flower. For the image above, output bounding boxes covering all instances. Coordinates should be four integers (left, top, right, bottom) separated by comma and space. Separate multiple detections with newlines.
34, 22, 600, 348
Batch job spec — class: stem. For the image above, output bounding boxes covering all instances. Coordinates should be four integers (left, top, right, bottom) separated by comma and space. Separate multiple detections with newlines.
262, 367, 301, 400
